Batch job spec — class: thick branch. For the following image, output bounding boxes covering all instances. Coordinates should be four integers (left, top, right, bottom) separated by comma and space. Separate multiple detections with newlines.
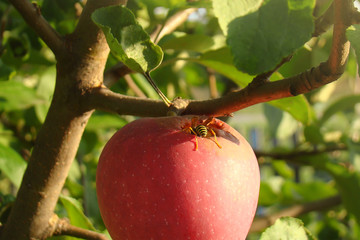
250, 195, 342, 232
7, 0, 64, 56
70, 0, 126, 63
180, 62, 343, 116
54, 218, 109, 240
86, 87, 169, 117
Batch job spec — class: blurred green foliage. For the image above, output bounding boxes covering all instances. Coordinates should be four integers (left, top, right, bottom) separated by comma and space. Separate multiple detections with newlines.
1, 0, 360, 239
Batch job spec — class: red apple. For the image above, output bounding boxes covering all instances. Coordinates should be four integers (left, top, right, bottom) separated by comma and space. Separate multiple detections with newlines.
96, 116, 260, 240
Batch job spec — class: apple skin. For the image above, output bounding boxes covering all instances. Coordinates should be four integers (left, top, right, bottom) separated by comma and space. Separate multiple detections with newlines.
96, 116, 260, 240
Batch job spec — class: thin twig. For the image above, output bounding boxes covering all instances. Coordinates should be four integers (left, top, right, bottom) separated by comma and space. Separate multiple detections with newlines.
207, 68, 218, 99
7, 0, 64, 55
249, 55, 293, 87
255, 145, 347, 160
250, 195, 342, 232
104, 63, 132, 87
53, 218, 109, 240
124, 74, 147, 98
151, 8, 197, 43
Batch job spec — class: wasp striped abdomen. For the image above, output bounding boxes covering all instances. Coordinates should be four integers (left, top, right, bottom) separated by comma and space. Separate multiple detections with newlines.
195, 125, 208, 137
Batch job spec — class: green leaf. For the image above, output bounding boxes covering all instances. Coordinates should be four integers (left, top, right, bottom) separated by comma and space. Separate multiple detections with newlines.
59, 195, 96, 231
195, 47, 253, 87
259, 181, 279, 205
266, 72, 315, 125
264, 104, 299, 140
322, 162, 360, 225
86, 114, 127, 131
0, 60, 16, 81
92, 5, 163, 73
0, 81, 44, 111
347, 139, 360, 172
212, 0, 262, 35
0, 143, 27, 188
131, 73, 163, 100
227, 0, 315, 75
42, 0, 79, 34
347, 25, 360, 77
260, 217, 316, 240
268, 95, 315, 125
282, 181, 338, 202
160, 33, 215, 53
319, 94, 360, 126
36, 66, 56, 99
304, 124, 324, 144
272, 160, 294, 179
35, 66, 56, 123
64, 179, 83, 199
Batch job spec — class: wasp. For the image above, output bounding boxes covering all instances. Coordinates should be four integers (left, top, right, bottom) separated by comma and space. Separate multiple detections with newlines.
182, 117, 223, 151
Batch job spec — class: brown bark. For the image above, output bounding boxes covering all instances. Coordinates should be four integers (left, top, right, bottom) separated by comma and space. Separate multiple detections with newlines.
1, 0, 125, 239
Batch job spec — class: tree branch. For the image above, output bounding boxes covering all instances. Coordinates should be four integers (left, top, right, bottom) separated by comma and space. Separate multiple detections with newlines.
250, 195, 342, 232
124, 74, 147, 98
180, 0, 351, 116
208, 68, 218, 99
255, 145, 347, 160
93, 0, 352, 117
7, 0, 64, 56
53, 218, 109, 240
86, 87, 169, 117
70, 0, 126, 63
150, 8, 198, 43
104, 63, 132, 87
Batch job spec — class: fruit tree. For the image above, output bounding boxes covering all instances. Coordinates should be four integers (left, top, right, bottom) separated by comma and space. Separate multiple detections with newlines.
0, 0, 360, 239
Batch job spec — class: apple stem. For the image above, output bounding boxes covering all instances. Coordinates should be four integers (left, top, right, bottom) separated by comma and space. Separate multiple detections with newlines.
144, 72, 172, 107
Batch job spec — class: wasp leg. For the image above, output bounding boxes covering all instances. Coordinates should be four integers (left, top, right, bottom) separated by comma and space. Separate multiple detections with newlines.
208, 128, 222, 149
183, 127, 199, 151
188, 127, 199, 151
